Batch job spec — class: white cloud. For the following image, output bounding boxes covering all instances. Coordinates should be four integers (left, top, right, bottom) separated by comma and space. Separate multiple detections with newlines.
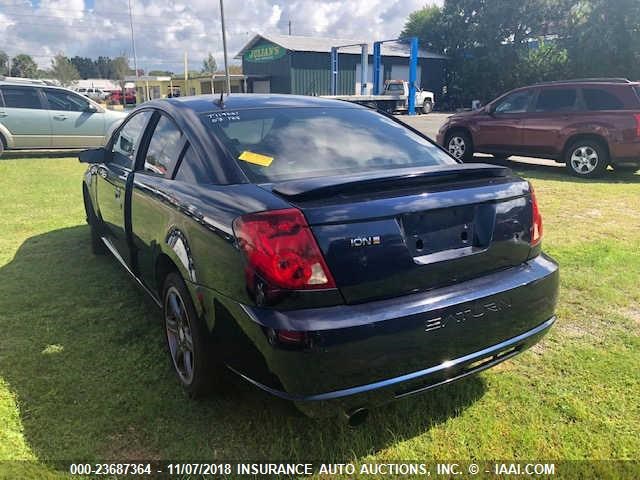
268, 4, 282, 27
0, 0, 442, 73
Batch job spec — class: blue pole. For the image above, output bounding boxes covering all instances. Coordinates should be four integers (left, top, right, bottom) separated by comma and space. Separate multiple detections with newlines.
408, 36, 418, 115
373, 41, 381, 95
330, 47, 338, 95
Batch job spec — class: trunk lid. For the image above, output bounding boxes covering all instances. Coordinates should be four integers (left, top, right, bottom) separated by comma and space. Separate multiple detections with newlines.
271, 164, 534, 304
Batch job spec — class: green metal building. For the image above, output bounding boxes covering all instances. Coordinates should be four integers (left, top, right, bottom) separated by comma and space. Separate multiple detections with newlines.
236, 33, 447, 98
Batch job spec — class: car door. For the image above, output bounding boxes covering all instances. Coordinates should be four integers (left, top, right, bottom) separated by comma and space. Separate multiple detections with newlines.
0, 85, 51, 148
96, 110, 153, 266
130, 112, 187, 286
521, 87, 579, 157
43, 88, 106, 148
473, 88, 535, 154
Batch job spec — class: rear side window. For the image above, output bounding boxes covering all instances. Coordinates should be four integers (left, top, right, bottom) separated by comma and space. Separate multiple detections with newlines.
44, 89, 90, 112
174, 145, 212, 184
0, 86, 43, 109
582, 88, 625, 110
175, 146, 198, 183
535, 88, 577, 112
201, 107, 455, 183
143, 115, 183, 177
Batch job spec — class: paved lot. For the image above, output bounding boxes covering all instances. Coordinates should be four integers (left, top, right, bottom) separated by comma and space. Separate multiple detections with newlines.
399, 113, 564, 171
400, 112, 451, 138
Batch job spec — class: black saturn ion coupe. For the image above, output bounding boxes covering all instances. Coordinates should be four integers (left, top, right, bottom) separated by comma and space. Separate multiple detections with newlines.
80, 94, 558, 424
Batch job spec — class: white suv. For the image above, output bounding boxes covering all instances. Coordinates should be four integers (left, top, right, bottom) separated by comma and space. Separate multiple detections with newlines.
0, 80, 125, 156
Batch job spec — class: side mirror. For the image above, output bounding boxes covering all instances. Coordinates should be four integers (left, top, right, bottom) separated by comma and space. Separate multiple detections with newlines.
85, 104, 98, 113
79, 147, 106, 164
485, 104, 496, 116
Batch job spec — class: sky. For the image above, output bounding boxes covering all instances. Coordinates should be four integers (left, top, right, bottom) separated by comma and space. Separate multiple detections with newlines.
0, 0, 442, 74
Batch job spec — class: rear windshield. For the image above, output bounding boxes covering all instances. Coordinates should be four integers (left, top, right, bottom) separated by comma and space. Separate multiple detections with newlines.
201, 107, 454, 183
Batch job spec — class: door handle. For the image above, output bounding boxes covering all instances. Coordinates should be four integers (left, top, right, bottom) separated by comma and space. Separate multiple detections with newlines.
0, 112, 7, 118
53, 114, 68, 120
114, 187, 121, 199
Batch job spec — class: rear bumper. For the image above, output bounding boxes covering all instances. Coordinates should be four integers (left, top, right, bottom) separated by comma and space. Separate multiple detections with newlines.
230, 316, 555, 417
215, 254, 559, 416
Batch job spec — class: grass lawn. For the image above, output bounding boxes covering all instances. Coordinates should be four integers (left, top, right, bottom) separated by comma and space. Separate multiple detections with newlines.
0, 157, 639, 478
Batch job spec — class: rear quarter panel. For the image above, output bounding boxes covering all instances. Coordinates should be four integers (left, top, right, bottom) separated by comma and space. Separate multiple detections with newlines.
129, 177, 289, 303
560, 112, 624, 153
586, 111, 640, 160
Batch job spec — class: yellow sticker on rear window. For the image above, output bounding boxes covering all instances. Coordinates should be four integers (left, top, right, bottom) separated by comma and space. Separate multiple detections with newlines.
238, 151, 274, 167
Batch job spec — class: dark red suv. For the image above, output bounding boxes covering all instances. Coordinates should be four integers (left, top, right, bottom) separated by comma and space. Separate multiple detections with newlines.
436, 79, 640, 177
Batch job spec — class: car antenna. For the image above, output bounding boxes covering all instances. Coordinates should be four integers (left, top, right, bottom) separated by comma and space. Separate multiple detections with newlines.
216, 90, 225, 107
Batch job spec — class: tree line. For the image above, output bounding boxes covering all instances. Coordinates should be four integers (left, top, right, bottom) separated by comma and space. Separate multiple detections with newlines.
402, 0, 640, 106
0, 52, 135, 85
0, 51, 239, 87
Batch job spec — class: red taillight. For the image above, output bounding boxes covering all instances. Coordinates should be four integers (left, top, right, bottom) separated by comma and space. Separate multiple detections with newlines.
233, 208, 336, 290
529, 182, 543, 246
634, 114, 640, 137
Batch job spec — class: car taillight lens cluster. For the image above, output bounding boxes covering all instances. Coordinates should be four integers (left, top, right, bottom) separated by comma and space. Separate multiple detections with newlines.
233, 208, 336, 291
528, 182, 543, 246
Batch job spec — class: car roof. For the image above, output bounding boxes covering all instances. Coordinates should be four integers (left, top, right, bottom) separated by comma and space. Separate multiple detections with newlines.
534, 78, 639, 88
0, 79, 47, 87
147, 93, 366, 114
499, 81, 639, 98
0, 80, 75, 91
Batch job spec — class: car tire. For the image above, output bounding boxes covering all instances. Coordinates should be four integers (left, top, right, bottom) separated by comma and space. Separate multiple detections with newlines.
565, 140, 609, 178
445, 130, 474, 162
163, 272, 219, 398
0, 136, 5, 158
422, 99, 433, 114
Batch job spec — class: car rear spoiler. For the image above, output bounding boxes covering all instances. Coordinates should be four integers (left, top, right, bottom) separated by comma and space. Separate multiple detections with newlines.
272, 164, 512, 201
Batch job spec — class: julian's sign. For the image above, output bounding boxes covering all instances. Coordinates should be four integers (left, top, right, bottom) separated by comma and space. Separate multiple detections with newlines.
245, 43, 286, 63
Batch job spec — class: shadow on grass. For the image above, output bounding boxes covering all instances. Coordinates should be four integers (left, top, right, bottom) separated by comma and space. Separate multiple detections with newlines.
0, 225, 486, 465
1, 150, 83, 160
469, 154, 640, 184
